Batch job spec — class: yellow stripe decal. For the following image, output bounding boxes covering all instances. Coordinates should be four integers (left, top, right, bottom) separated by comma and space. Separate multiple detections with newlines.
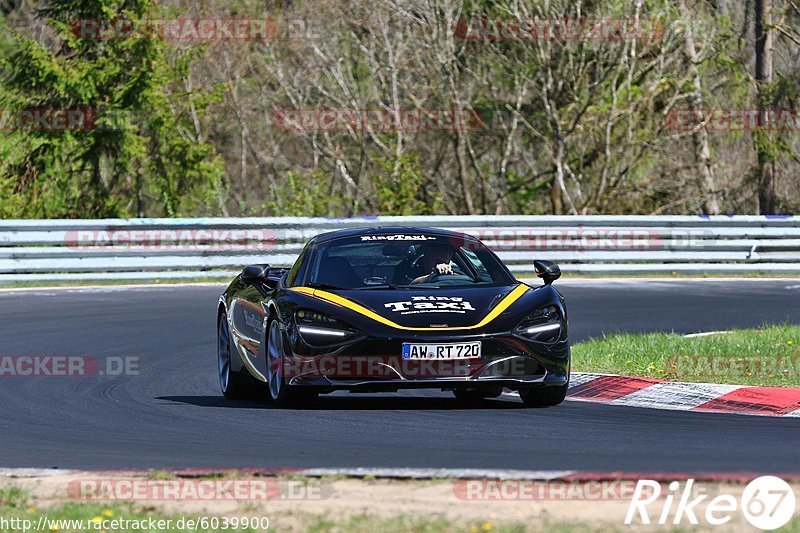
289, 284, 529, 331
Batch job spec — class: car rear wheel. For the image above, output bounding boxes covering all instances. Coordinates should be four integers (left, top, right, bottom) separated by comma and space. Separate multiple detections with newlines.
266, 318, 317, 407
218, 314, 260, 399
518, 383, 568, 407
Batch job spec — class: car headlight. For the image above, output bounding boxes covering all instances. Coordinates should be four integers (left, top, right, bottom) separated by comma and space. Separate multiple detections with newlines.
514, 305, 562, 342
296, 309, 339, 326
295, 309, 358, 346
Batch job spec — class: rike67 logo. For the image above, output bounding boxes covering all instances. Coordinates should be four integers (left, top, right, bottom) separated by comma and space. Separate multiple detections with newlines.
626, 477, 796, 530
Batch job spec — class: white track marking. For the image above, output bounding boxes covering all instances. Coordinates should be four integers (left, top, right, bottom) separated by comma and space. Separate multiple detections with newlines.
0, 282, 225, 294
0, 468, 74, 477
506, 373, 795, 418
293, 468, 577, 480
501, 372, 612, 398
568, 372, 615, 386
609, 382, 743, 411
683, 331, 732, 338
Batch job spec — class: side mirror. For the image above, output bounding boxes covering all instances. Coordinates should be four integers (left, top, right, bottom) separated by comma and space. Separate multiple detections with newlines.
242, 264, 286, 289
242, 264, 270, 285
533, 260, 561, 286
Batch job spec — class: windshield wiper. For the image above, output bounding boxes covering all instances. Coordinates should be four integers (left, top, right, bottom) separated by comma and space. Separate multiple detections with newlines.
359, 284, 400, 290
305, 282, 345, 290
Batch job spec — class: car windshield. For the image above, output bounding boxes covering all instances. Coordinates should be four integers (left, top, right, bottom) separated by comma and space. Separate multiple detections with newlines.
300, 233, 515, 290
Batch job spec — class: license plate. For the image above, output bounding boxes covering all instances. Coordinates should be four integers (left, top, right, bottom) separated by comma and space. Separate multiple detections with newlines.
401, 341, 481, 360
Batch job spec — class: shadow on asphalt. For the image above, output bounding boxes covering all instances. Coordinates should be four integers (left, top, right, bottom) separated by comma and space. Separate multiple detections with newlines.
155, 394, 526, 410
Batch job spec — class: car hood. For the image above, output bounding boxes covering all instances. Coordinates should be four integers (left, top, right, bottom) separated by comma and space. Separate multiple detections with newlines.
298, 284, 529, 329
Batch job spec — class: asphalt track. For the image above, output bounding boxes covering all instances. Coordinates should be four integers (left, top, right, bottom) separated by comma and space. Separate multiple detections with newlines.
0, 279, 799, 473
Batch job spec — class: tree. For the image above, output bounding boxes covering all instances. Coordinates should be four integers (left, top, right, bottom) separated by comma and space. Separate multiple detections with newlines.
677, 0, 719, 215
3, 0, 799, 218
754, 0, 775, 214
0, 0, 223, 217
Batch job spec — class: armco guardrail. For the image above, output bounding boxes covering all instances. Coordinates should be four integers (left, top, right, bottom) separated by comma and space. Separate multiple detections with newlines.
0, 215, 799, 281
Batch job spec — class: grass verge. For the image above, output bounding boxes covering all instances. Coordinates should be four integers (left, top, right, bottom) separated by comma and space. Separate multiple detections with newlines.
4, 482, 800, 532
572, 324, 800, 387
0, 486, 527, 533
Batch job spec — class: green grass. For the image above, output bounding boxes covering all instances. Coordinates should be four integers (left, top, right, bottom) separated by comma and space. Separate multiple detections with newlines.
145, 469, 175, 480
306, 515, 525, 533
0, 487, 27, 509
573, 324, 800, 386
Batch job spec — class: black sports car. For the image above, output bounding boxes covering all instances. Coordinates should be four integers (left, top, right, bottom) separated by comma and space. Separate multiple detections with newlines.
216, 227, 570, 407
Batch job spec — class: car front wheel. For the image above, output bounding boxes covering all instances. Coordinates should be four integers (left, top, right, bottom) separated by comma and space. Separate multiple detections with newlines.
518, 383, 568, 407
218, 314, 260, 399
265, 318, 317, 407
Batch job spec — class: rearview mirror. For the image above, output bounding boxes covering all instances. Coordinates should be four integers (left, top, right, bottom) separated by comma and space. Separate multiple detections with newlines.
382, 243, 411, 257
533, 260, 561, 286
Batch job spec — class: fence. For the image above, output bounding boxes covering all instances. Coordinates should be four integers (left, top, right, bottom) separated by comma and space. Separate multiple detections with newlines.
0, 215, 799, 281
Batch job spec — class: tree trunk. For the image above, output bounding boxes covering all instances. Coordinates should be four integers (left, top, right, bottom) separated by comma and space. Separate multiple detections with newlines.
755, 0, 775, 214
678, 0, 719, 215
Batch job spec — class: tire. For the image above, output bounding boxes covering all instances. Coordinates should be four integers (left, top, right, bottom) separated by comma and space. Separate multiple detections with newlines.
218, 313, 261, 400
452, 388, 503, 403
265, 318, 318, 408
518, 383, 568, 407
